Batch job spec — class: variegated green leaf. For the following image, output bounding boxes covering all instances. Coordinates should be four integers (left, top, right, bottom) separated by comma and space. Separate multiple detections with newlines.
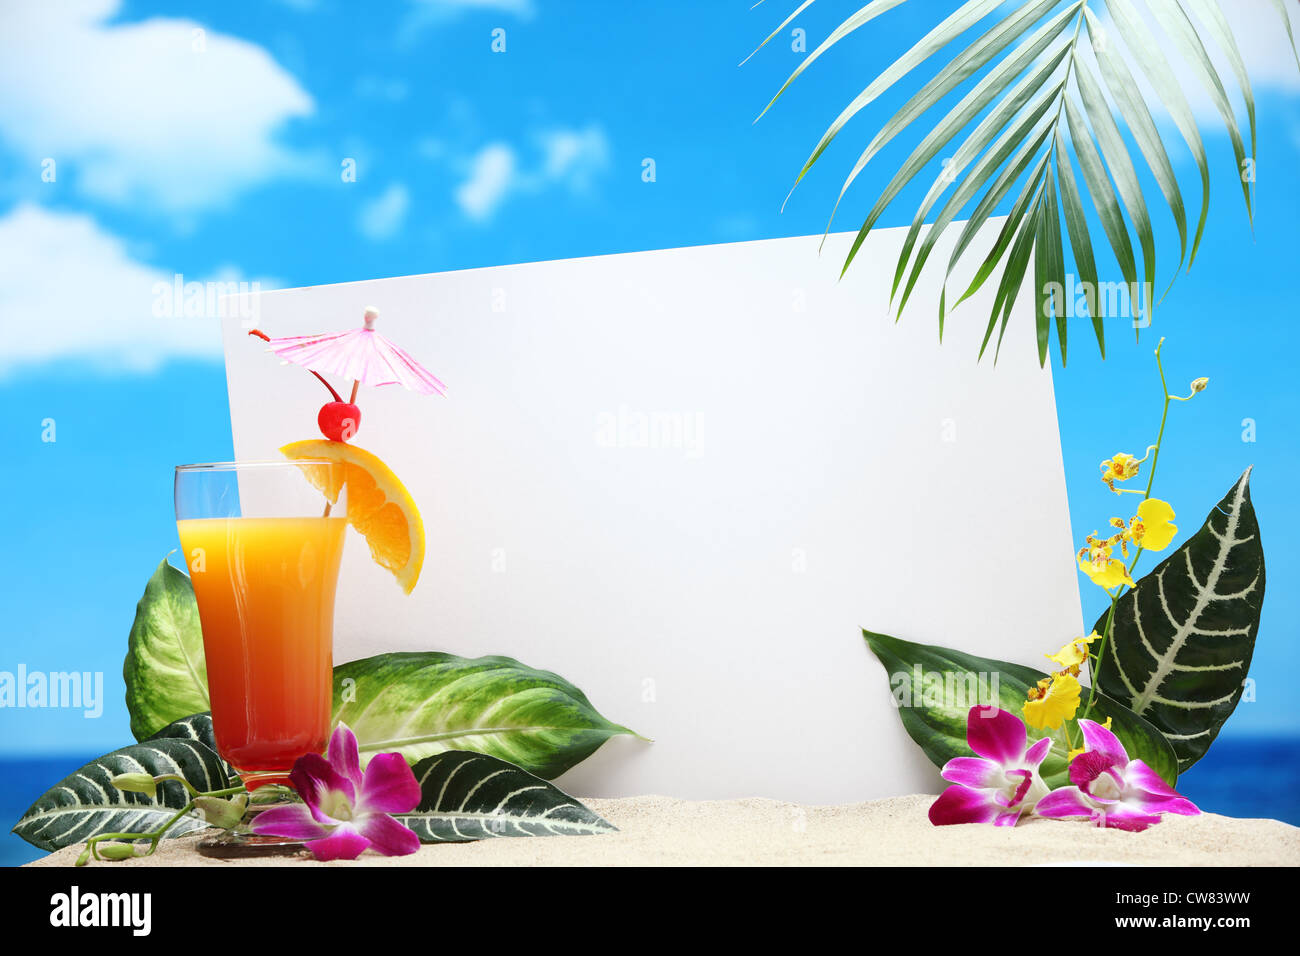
333, 652, 639, 779
11, 729, 227, 851
123, 558, 209, 740
398, 751, 617, 842
863, 629, 1179, 789
1096, 469, 1265, 773
118, 559, 636, 783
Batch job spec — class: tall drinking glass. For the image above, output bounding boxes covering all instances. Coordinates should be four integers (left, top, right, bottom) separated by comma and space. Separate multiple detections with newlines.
174, 460, 347, 846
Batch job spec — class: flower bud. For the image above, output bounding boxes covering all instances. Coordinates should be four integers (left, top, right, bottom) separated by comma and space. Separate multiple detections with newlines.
110, 773, 157, 797
195, 793, 248, 830
97, 842, 137, 860
1190, 377, 1209, 393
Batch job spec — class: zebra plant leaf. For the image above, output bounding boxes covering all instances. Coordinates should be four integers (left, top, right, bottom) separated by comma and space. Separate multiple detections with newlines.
398, 751, 617, 842
11, 733, 227, 852
144, 711, 238, 785
1095, 469, 1264, 773
333, 652, 639, 780
863, 629, 1179, 789
751, 0, 1293, 365
144, 710, 218, 751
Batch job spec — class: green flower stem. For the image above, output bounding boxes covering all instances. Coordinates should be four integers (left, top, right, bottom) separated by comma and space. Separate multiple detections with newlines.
79, 783, 247, 865
1083, 339, 1172, 721
1083, 592, 1120, 720
150, 773, 202, 797
1123, 338, 1174, 577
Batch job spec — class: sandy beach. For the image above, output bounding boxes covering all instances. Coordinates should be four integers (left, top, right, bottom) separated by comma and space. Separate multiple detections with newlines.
28, 794, 1300, 867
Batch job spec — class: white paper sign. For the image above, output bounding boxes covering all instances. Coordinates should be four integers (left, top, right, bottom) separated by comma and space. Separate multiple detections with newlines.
221, 225, 1083, 803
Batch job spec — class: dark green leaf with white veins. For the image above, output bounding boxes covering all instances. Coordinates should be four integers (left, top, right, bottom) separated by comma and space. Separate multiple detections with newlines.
123, 558, 209, 740
398, 751, 617, 843
333, 652, 639, 780
11, 734, 227, 851
863, 629, 1179, 789
145, 711, 237, 785
144, 710, 217, 750
1096, 469, 1264, 773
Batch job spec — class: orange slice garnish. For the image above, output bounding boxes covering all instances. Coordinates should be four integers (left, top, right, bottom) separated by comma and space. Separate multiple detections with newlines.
281, 439, 425, 594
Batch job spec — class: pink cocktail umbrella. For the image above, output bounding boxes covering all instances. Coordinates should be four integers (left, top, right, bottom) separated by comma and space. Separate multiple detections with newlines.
262, 306, 446, 400
250, 306, 445, 442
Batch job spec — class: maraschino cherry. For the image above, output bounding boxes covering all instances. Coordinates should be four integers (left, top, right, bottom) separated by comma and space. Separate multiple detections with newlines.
248, 328, 361, 442
318, 400, 361, 442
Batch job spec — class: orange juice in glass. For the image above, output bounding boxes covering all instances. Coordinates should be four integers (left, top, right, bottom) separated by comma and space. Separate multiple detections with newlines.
174, 461, 347, 808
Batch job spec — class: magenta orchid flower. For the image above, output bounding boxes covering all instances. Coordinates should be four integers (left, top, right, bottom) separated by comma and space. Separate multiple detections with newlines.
252, 722, 422, 860
929, 706, 1052, 827
1034, 718, 1199, 832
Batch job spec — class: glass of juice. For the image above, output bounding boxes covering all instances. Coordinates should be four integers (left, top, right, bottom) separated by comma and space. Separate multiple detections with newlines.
175, 460, 347, 850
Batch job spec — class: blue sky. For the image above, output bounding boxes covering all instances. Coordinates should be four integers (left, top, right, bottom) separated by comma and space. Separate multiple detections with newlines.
1, 0, 1298, 757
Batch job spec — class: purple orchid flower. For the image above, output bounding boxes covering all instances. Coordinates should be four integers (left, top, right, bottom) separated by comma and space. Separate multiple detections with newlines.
252, 722, 422, 860
1034, 718, 1199, 832
929, 706, 1052, 827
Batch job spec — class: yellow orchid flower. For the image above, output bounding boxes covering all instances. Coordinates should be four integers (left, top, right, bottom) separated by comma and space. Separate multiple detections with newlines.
1100, 452, 1141, 493
1077, 531, 1120, 567
1133, 498, 1177, 552
1078, 556, 1135, 591
1023, 671, 1082, 731
1046, 631, 1102, 676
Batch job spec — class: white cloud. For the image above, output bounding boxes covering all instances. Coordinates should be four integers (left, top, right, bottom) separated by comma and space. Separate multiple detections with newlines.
358, 183, 412, 240
0, 204, 260, 377
1217, 0, 1300, 94
0, 0, 313, 214
453, 125, 610, 222
354, 76, 410, 102
538, 126, 611, 189
410, 0, 536, 20
400, 0, 536, 44
455, 145, 518, 221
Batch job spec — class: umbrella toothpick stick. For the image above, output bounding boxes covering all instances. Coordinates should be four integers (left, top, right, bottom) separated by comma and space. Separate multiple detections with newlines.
248, 304, 446, 511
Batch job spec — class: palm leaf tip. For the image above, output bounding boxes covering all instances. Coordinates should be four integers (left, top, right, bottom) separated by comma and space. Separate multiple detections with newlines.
750, 0, 1279, 362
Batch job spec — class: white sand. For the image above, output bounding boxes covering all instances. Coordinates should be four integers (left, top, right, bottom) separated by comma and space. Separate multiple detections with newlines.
29, 794, 1300, 867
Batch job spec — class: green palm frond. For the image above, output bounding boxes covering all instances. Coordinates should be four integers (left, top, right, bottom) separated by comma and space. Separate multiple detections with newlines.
752, 0, 1298, 366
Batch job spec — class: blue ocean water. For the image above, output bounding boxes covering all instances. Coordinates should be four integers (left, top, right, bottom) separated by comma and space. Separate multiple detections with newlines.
2, 755, 98, 867
1172, 736, 1300, 826
2, 737, 1296, 865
